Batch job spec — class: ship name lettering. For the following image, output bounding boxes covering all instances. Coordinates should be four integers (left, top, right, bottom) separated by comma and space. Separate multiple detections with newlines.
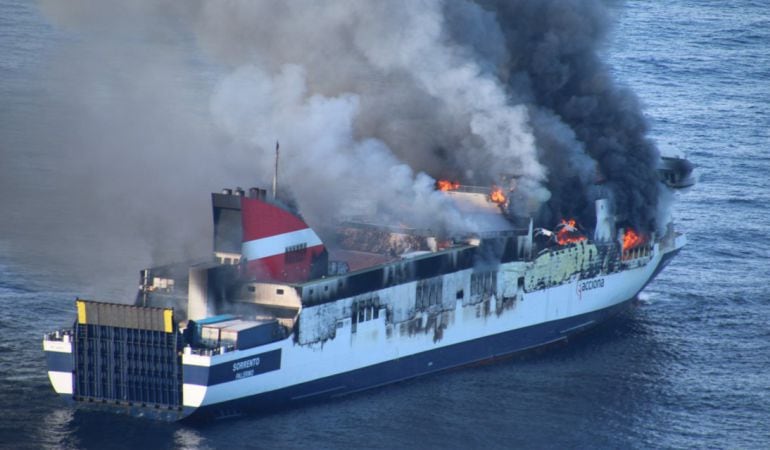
235, 369, 254, 380
579, 278, 604, 292
232, 357, 261, 372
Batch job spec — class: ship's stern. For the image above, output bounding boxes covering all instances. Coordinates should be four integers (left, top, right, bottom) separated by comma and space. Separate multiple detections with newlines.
42, 299, 195, 421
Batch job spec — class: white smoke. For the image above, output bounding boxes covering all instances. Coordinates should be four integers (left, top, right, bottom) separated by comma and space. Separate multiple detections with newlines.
198, 0, 550, 232
30, 0, 663, 271
209, 64, 470, 234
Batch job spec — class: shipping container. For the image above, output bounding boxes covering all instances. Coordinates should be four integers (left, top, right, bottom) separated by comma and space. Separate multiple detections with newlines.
184, 314, 237, 346
195, 314, 236, 326
199, 319, 242, 347
220, 319, 281, 350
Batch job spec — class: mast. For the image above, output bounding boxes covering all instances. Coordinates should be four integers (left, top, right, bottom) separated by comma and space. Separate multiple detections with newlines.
272, 141, 279, 200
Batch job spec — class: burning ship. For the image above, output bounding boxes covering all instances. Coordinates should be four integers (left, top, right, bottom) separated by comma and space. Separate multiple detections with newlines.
42, 161, 691, 422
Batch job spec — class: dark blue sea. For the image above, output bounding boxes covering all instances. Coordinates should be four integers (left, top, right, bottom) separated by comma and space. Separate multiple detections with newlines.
1, 1, 769, 448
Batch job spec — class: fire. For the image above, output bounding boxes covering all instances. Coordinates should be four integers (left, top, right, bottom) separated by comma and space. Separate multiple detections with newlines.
556, 219, 587, 246
489, 186, 506, 204
436, 180, 460, 192
622, 228, 645, 251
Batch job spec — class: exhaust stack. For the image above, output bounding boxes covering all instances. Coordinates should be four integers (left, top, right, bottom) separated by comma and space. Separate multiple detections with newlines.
594, 199, 614, 242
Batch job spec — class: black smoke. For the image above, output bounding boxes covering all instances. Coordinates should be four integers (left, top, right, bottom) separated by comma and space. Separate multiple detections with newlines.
470, 0, 661, 231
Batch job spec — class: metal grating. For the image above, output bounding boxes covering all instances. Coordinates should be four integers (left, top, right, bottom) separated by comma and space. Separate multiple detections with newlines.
73, 323, 182, 409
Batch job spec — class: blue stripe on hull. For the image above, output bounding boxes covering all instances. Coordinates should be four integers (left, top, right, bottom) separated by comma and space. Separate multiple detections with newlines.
183, 297, 634, 422
185, 349, 282, 386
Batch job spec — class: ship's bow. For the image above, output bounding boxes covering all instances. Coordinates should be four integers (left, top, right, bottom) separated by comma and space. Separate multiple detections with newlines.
43, 331, 75, 399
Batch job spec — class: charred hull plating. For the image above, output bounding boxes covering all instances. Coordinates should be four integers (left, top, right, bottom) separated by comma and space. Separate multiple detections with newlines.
43, 186, 687, 421
184, 298, 637, 422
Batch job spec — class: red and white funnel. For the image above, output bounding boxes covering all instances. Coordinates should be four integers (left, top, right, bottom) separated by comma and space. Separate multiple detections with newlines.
241, 196, 327, 283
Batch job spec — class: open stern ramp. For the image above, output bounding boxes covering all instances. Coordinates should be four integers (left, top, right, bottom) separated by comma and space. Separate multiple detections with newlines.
70, 300, 184, 419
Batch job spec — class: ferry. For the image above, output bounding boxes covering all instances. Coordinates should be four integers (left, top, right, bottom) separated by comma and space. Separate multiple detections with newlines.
43, 162, 689, 421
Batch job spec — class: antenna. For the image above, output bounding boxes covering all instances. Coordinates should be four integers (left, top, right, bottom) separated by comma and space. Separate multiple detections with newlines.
272, 141, 279, 200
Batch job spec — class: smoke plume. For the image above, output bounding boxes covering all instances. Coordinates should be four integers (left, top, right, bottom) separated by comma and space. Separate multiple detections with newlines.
479, 0, 661, 231
26, 0, 664, 274
202, 0, 663, 233
193, 0, 661, 233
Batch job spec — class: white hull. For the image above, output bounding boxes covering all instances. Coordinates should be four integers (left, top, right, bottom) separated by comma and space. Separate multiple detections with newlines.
180, 234, 685, 416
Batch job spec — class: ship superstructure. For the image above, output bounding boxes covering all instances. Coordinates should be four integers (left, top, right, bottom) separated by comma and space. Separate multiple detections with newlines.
43, 163, 690, 421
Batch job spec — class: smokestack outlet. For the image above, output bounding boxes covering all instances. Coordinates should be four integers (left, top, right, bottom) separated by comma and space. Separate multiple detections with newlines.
594, 199, 614, 242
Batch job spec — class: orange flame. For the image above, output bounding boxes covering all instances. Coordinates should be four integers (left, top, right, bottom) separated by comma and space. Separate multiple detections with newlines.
556, 219, 587, 246
490, 186, 506, 204
622, 228, 645, 251
437, 180, 460, 191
